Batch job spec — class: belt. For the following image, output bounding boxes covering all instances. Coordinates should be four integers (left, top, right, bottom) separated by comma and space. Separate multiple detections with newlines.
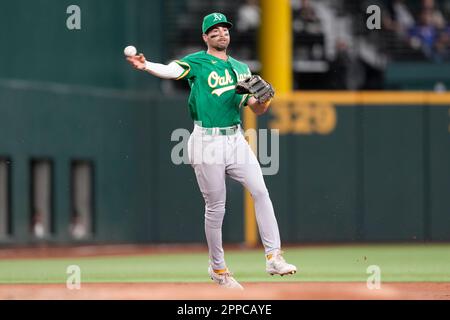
200, 125, 240, 136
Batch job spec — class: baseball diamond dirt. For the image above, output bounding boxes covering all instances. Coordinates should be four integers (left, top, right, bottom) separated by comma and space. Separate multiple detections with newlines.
0, 282, 450, 300
0, 282, 449, 300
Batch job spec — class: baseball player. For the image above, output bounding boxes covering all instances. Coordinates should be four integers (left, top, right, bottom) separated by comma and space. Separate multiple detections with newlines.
127, 12, 297, 290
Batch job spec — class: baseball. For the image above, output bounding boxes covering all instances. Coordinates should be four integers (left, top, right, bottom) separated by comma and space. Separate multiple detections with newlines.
124, 45, 137, 57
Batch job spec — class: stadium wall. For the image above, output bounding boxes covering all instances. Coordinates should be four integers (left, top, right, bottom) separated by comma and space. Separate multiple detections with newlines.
0, 90, 449, 244
1, 1, 449, 245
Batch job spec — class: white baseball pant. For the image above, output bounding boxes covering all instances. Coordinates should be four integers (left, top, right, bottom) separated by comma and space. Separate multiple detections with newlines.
187, 124, 281, 270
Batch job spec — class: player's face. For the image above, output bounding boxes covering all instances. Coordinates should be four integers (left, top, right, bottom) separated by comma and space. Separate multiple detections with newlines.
204, 26, 230, 51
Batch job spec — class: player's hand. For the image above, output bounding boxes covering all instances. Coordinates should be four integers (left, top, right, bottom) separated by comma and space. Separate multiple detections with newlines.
126, 53, 146, 70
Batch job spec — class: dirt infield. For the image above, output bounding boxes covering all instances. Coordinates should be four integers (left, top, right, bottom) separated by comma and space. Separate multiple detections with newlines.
0, 282, 449, 300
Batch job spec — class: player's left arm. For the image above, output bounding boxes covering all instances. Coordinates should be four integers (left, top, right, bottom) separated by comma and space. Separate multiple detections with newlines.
246, 96, 272, 115
236, 75, 275, 115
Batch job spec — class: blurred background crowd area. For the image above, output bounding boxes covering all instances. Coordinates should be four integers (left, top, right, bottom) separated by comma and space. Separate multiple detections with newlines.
164, 0, 450, 91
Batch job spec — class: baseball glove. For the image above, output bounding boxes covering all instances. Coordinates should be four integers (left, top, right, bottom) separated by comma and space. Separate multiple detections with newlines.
235, 75, 275, 103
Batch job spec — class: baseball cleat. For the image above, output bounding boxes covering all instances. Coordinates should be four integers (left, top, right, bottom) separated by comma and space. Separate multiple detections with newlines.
208, 266, 244, 290
266, 250, 298, 276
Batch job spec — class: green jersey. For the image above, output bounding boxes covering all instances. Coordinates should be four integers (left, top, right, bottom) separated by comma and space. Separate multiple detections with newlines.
174, 51, 252, 128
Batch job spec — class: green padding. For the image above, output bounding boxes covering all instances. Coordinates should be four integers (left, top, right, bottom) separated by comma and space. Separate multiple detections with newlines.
362, 106, 425, 241
386, 62, 450, 90
429, 107, 450, 240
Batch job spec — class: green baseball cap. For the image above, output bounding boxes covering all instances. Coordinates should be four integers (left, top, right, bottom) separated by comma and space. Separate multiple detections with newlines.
202, 12, 233, 34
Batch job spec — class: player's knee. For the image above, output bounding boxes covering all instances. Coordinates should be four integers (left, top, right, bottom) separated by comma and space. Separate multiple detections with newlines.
205, 200, 225, 214
203, 189, 226, 209
204, 194, 225, 227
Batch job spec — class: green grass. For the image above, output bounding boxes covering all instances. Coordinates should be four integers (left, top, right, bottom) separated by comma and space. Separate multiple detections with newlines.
0, 244, 450, 284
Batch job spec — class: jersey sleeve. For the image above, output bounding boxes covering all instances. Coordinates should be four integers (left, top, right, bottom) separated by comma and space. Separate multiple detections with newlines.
173, 55, 201, 81
240, 66, 252, 108
239, 93, 251, 109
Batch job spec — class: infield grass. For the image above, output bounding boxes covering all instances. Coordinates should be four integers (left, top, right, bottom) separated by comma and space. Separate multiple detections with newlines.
0, 244, 449, 283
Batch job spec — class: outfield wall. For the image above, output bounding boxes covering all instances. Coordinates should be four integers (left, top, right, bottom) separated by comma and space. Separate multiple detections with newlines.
0, 88, 449, 244
260, 92, 450, 242
1, 1, 449, 245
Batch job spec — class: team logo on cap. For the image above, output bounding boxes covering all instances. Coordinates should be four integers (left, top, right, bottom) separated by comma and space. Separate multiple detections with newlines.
213, 13, 223, 21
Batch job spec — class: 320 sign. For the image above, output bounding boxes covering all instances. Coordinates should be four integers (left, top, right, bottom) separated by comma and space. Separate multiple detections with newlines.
268, 101, 337, 135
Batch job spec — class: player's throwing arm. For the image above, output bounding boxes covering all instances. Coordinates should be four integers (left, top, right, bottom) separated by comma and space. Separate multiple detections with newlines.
124, 45, 185, 79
